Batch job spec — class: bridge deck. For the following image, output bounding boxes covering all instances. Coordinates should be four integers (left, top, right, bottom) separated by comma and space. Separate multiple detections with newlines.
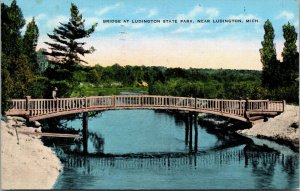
6, 95, 285, 122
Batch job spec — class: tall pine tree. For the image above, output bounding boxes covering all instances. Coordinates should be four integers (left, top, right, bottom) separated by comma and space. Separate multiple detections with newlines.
1, 0, 33, 112
259, 20, 280, 89
44, 3, 97, 70
23, 17, 40, 74
281, 22, 299, 85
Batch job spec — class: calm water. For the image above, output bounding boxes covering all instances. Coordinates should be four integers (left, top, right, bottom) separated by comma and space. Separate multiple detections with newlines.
49, 110, 299, 189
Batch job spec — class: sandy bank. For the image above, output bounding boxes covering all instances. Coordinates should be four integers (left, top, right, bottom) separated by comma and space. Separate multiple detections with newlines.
237, 105, 299, 149
1, 117, 62, 189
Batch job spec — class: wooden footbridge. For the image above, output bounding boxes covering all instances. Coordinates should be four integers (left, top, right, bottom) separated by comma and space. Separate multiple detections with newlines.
6, 95, 285, 122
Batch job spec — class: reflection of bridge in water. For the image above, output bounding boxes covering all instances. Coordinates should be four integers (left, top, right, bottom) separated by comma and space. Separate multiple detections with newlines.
62, 149, 298, 176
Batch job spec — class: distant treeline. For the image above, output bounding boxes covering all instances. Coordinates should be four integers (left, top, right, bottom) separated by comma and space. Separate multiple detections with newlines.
69, 64, 263, 100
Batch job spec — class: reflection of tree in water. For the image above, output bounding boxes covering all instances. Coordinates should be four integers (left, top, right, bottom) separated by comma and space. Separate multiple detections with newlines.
247, 153, 299, 189
198, 117, 253, 150
71, 132, 104, 153
89, 132, 104, 153
281, 155, 299, 188
250, 153, 278, 188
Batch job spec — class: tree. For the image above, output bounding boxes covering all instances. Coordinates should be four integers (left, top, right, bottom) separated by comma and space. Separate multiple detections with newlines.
36, 48, 49, 74
23, 17, 39, 74
281, 22, 299, 85
259, 20, 279, 89
44, 3, 98, 69
1, 0, 33, 112
1, 0, 25, 56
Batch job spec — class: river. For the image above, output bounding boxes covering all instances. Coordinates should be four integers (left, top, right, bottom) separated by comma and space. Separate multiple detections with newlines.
44, 109, 299, 189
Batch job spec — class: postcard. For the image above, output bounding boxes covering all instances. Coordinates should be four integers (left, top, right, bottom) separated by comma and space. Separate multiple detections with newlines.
1, 0, 299, 190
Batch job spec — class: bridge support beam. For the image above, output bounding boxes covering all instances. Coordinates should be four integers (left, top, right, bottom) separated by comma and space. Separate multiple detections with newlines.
185, 112, 199, 153
185, 114, 189, 145
82, 112, 88, 154
194, 113, 198, 152
189, 112, 193, 152
25, 96, 31, 124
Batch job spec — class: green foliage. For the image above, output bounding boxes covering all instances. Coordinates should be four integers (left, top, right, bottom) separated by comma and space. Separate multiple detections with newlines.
149, 77, 263, 100
281, 22, 299, 86
23, 17, 39, 74
1, 0, 35, 112
44, 3, 98, 67
73, 70, 88, 82
259, 20, 299, 104
36, 48, 49, 74
42, 3, 98, 99
1, 0, 25, 56
27, 76, 49, 98
88, 69, 100, 84
259, 20, 279, 89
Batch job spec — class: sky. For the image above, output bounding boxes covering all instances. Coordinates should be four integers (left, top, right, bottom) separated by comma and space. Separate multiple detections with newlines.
4, 0, 300, 70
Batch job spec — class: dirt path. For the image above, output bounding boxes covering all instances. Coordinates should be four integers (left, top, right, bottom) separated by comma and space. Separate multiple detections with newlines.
1, 117, 62, 189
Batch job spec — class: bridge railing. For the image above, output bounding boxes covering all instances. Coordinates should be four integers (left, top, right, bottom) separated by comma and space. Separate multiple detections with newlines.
195, 99, 247, 116
6, 95, 285, 119
10, 99, 27, 110
247, 100, 285, 112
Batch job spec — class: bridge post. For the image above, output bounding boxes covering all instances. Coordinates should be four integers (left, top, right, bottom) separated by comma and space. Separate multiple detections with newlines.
244, 98, 249, 119
25, 96, 31, 112
56, 98, 59, 112
194, 113, 198, 152
82, 112, 88, 154
141, 95, 144, 106
189, 112, 193, 152
266, 99, 269, 110
220, 99, 223, 113
25, 96, 31, 122
85, 97, 88, 110
112, 96, 115, 108
282, 100, 286, 112
185, 113, 189, 145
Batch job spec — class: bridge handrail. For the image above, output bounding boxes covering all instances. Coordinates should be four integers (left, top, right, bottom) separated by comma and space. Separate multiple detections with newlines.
6, 95, 285, 121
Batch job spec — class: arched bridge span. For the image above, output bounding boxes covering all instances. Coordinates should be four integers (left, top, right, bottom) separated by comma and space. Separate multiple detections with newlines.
6, 95, 285, 122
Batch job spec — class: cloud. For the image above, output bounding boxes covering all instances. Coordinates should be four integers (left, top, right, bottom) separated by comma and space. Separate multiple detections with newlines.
25, 13, 47, 24
206, 8, 219, 18
85, 17, 100, 27
95, 3, 121, 16
79, 8, 88, 14
173, 5, 219, 33
276, 10, 295, 20
177, 5, 203, 20
147, 9, 158, 18
130, 23, 145, 29
227, 13, 259, 21
36, 13, 47, 21
46, 15, 69, 29
188, 5, 203, 18
176, 5, 219, 20
172, 23, 204, 33
96, 22, 121, 31
134, 8, 146, 14
134, 7, 158, 18
151, 21, 173, 29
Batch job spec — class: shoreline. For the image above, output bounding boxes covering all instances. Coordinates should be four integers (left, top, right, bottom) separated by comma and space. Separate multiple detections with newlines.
1, 117, 62, 190
237, 104, 299, 151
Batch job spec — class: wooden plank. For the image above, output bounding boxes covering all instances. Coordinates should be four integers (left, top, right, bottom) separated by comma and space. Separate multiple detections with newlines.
18, 131, 81, 138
